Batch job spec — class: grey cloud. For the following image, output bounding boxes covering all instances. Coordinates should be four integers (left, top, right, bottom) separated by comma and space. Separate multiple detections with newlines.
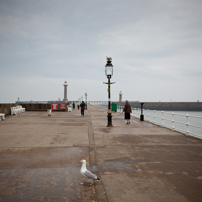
0, 0, 202, 102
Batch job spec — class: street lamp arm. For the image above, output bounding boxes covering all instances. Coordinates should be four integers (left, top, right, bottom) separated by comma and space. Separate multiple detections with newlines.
103, 82, 115, 84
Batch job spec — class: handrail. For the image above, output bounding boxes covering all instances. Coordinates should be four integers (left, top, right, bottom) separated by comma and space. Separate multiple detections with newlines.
129, 108, 202, 139
90, 102, 202, 140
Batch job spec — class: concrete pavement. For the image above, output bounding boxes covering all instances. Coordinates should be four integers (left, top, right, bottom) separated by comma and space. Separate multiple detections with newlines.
0, 104, 202, 202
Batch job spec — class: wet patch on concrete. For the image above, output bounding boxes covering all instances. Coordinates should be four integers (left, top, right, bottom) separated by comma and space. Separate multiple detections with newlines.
50, 135, 70, 145
98, 127, 112, 134
95, 134, 202, 147
0, 147, 89, 169
0, 168, 97, 202
0, 147, 98, 201
101, 173, 189, 202
98, 160, 136, 173
111, 135, 148, 145
39, 123, 87, 126
94, 125, 178, 136
95, 144, 202, 201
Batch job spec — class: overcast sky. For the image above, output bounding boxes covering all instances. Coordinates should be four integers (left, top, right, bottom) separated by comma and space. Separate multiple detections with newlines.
0, 0, 202, 103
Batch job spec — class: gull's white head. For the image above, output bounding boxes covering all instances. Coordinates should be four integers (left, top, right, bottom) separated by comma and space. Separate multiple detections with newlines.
79, 159, 86, 164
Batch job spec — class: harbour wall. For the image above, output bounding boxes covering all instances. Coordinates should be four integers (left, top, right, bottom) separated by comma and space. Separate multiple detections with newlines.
112, 102, 202, 111
0, 103, 66, 116
1, 102, 202, 116
0, 103, 19, 116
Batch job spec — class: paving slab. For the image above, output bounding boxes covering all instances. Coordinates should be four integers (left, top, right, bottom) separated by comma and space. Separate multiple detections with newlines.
0, 104, 202, 202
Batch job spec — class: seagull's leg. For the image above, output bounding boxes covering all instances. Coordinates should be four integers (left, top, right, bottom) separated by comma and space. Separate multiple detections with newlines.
89, 181, 93, 186
80, 177, 86, 185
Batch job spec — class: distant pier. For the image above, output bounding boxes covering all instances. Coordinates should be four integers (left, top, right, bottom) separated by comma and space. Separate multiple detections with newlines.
113, 101, 202, 111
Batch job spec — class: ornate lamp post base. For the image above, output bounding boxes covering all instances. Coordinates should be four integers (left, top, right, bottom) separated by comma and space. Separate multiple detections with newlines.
107, 109, 113, 127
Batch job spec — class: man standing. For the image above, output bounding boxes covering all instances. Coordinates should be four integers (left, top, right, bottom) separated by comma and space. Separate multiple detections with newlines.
80, 101, 86, 116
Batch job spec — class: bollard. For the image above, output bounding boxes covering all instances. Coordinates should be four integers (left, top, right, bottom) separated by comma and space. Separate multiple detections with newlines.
140, 103, 144, 121
47, 109, 52, 116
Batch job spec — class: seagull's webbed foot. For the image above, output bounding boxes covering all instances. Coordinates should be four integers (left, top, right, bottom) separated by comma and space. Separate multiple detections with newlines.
80, 178, 86, 185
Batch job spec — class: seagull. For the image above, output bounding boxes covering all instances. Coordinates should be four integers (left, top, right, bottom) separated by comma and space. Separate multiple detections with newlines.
79, 159, 100, 185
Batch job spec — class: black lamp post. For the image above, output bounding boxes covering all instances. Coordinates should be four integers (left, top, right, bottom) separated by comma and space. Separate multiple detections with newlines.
103, 57, 115, 127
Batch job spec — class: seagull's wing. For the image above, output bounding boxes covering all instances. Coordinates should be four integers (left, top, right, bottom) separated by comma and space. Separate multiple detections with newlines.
83, 169, 98, 180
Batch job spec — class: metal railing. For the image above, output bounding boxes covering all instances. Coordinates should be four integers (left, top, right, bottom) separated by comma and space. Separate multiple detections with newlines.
120, 107, 202, 139
90, 102, 202, 139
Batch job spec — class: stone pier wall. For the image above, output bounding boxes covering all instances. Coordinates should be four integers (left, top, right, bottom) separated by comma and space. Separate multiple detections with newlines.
0, 104, 19, 116
0, 103, 67, 116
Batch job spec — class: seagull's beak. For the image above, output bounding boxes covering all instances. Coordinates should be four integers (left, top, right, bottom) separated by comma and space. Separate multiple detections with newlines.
79, 160, 81, 163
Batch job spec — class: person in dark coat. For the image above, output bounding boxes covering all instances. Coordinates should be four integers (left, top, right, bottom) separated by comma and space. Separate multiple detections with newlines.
123, 100, 132, 124
80, 101, 86, 116
73, 102, 75, 109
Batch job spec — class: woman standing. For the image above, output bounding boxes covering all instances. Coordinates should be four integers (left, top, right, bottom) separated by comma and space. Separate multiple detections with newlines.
123, 100, 132, 124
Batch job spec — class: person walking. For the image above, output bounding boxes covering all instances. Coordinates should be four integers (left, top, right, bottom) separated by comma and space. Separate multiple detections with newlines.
80, 101, 86, 116
123, 100, 132, 124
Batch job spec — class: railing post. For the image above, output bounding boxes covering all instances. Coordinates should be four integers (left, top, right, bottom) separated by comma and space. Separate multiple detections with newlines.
186, 114, 189, 135
138, 108, 140, 119
154, 110, 155, 124
147, 109, 149, 121
140, 103, 144, 121
172, 112, 175, 131
161, 111, 164, 127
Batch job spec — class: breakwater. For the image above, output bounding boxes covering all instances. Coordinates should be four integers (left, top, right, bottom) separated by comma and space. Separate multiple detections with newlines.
112, 102, 202, 111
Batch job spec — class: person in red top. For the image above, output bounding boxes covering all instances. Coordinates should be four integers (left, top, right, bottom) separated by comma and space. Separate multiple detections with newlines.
123, 100, 132, 124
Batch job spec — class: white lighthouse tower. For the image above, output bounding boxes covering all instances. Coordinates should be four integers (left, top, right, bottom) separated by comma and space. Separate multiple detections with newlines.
119, 91, 122, 102
63, 81, 68, 102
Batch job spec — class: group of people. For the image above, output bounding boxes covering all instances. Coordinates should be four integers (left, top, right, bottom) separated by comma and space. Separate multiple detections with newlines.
77, 100, 132, 125
71, 101, 87, 116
